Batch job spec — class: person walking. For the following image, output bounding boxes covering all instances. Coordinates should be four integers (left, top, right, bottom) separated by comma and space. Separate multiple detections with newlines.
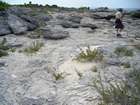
115, 8, 124, 37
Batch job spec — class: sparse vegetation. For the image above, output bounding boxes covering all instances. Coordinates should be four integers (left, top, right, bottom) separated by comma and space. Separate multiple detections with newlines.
136, 44, 140, 50
130, 39, 134, 42
0, 37, 8, 57
0, 0, 11, 10
73, 46, 103, 62
75, 69, 82, 78
92, 69, 140, 105
76, 8, 85, 13
52, 72, 63, 80
114, 46, 134, 56
91, 66, 98, 72
10, 47, 16, 52
24, 40, 44, 54
124, 62, 131, 68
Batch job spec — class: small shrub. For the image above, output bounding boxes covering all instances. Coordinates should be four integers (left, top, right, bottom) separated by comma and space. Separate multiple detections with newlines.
0, 37, 8, 57
34, 27, 41, 36
18, 50, 23, 53
76, 8, 85, 13
136, 44, 140, 50
114, 46, 134, 56
91, 66, 98, 72
74, 46, 98, 61
24, 40, 44, 54
98, 55, 104, 61
92, 70, 140, 105
52, 72, 63, 80
10, 47, 16, 52
124, 49, 133, 56
75, 69, 82, 78
130, 39, 134, 42
124, 62, 131, 68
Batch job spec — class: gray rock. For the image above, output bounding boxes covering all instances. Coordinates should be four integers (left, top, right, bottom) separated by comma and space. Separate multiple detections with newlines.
5, 6, 28, 16
25, 21, 37, 31
33, 14, 50, 21
61, 21, 79, 28
20, 15, 46, 26
7, 14, 28, 35
40, 26, 69, 39
56, 14, 65, 20
0, 20, 12, 36
68, 16, 82, 23
0, 70, 15, 105
0, 36, 23, 50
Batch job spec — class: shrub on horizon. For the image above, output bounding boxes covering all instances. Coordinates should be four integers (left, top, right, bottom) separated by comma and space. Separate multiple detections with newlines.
0, 0, 11, 10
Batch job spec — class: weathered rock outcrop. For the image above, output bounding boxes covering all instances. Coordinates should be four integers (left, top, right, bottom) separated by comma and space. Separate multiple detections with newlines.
40, 25, 69, 39
8, 14, 28, 34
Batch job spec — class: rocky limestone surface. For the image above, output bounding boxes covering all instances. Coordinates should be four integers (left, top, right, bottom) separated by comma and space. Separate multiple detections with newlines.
0, 6, 140, 105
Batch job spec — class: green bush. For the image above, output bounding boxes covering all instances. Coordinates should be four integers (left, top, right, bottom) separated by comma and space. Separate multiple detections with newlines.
0, 0, 11, 10
24, 40, 44, 54
76, 8, 85, 13
73, 46, 103, 62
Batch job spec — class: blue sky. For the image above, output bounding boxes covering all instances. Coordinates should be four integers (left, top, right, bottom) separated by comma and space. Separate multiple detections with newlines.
5, 0, 140, 8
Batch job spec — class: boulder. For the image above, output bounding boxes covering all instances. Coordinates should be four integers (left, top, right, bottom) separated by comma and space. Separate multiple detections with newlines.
0, 70, 15, 105
7, 14, 27, 35
61, 21, 79, 28
0, 36, 23, 50
33, 14, 50, 21
68, 16, 82, 23
40, 26, 69, 39
5, 6, 28, 16
0, 20, 12, 36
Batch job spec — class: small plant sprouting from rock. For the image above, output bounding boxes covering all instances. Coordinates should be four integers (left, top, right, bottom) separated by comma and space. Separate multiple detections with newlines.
52, 72, 63, 80
24, 40, 44, 54
91, 66, 98, 72
10, 47, 16, 52
0, 37, 8, 57
136, 44, 140, 50
73, 46, 103, 62
75, 69, 82, 78
114, 46, 134, 56
130, 39, 134, 42
124, 62, 131, 68
92, 69, 140, 105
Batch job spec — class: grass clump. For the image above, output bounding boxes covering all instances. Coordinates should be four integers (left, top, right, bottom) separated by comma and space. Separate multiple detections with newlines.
92, 69, 140, 105
114, 46, 134, 56
52, 72, 63, 80
73, 46, 103, 62
91, 66, 98, 72
0, 37, 8, 57
76, 8, 85, 13
124, 62, 131, 68
24, 40, 44, 54
75, 69, 82, 78
10, 47, 16, 52
136, 44, 140, 50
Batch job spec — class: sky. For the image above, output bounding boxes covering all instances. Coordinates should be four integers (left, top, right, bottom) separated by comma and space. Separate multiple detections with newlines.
4, 0, 140, 9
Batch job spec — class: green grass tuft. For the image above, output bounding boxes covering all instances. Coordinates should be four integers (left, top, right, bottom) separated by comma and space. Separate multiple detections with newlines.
24, 40, 44, 54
